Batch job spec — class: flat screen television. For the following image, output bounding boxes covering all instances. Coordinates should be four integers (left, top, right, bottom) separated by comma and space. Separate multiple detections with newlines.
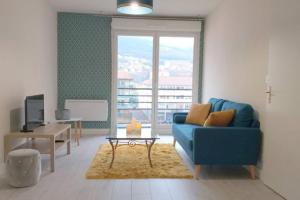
22, 94, 45, 132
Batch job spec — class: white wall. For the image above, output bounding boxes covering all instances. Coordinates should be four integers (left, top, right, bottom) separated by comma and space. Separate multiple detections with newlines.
0, 0, 57, 165
202, 0, 270, 114
203, 0, 300, 199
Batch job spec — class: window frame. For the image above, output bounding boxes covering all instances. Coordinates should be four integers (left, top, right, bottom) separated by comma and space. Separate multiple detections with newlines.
111, 30, 200, 134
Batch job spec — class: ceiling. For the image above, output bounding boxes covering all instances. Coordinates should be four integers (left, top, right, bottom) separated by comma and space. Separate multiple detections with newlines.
48, 0, 223, 17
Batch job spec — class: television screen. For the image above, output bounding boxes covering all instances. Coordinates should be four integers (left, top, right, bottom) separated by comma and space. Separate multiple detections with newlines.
24, 94, 44, 131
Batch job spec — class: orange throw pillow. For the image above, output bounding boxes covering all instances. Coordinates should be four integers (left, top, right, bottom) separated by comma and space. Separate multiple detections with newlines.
204, 109, 235, 127
185, 104, 212, 126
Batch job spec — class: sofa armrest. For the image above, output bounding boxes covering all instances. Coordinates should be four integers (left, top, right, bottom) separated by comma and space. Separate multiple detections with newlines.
173, 112, 188, 124
192, 127, 261, 165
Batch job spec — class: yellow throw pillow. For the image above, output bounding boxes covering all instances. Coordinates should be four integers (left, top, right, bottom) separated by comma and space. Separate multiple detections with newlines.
204, 109, 235, 127
185, 104, 212, 126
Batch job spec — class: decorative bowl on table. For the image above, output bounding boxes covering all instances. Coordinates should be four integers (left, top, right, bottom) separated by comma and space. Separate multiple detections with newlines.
126, 118, 142, 136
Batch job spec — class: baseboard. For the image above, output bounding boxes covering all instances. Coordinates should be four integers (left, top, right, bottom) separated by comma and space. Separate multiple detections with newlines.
81, 128, 110, 135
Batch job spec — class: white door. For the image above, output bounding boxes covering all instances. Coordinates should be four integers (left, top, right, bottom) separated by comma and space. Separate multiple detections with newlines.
261, 1, 300, 199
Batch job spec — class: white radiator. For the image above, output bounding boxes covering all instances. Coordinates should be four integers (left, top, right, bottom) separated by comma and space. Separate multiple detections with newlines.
65, 99, 108, 121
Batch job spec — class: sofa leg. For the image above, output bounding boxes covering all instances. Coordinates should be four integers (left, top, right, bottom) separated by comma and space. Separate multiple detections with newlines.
248, 165, 256, 179
194, 165, 201, 180
173, 138, 176, 147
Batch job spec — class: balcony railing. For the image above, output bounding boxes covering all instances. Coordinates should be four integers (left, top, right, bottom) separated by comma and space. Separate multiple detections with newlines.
117, 87, 192, 124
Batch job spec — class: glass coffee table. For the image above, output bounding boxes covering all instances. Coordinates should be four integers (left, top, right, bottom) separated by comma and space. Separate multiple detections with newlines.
106, 128, 159, 168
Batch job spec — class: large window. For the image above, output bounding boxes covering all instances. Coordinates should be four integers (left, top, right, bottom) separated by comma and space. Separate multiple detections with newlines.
113, 32, 199, 132
117, 36, 153, 127
157, 37, 194, 125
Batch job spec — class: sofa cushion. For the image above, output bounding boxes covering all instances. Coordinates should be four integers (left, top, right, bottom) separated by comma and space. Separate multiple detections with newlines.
221, 101, 254, 127
208, 98, 226, 112
186, 104, 211, 126
173, 113, 188, 124
172, 124, 201, 151
204, 109, 235, 127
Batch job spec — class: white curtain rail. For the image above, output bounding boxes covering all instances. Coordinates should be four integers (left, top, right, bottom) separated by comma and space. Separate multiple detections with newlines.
59, 12, 204, 21
111, 18, 202, 32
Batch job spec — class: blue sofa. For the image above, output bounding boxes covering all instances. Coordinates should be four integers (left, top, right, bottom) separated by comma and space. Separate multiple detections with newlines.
172, 98, 261, 179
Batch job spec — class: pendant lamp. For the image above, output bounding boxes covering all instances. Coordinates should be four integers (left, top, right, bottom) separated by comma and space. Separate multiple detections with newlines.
117, 0, 153, 15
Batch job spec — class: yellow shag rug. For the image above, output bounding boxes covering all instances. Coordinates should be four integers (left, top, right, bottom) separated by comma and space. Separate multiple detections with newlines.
85, 144, 193, 179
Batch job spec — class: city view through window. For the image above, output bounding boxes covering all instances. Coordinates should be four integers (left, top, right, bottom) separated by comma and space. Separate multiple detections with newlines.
117, 35, 195, 128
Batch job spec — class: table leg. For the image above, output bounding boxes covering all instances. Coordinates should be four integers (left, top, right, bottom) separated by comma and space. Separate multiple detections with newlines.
75, 121, 79, 146
67, 128, 71, 154
145, 140, 149, 150
115, 140, 119, 150
109, 139, 116, 168
79, 120, 82, 137
77, 121, 80, 146
50, 136, 55, 172
148, 139, 156, 168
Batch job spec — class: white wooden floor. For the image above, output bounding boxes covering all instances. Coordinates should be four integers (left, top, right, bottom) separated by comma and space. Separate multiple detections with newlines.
0, 135, 284, 200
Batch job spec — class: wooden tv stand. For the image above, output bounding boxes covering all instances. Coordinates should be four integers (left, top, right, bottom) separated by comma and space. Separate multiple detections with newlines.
4, 123, 71, 172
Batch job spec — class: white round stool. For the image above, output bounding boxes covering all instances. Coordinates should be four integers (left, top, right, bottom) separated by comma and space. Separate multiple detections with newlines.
6, 149, 41, 187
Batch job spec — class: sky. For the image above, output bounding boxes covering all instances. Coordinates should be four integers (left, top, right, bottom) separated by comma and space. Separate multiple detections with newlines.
160, 37, 194, 50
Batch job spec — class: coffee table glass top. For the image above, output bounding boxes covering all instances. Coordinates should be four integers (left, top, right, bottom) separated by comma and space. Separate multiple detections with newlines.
106, 128, 159, 140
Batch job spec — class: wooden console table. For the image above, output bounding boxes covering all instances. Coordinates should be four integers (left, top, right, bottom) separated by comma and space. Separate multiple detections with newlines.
4, 124, 71, 172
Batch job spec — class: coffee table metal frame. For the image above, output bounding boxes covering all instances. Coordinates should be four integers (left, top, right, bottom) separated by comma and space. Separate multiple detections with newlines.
106, 135, 159, 168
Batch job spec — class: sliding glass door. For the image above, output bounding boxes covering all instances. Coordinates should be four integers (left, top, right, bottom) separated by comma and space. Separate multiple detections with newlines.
157, 37, 195, 128
116, 35, 153, 128
113, 33, 199, 133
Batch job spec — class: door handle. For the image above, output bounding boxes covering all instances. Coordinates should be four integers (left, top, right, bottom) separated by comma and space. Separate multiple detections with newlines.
266, 86, 272, 103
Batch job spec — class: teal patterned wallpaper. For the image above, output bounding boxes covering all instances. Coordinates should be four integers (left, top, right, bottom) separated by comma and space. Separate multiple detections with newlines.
58, 13, 112, 128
